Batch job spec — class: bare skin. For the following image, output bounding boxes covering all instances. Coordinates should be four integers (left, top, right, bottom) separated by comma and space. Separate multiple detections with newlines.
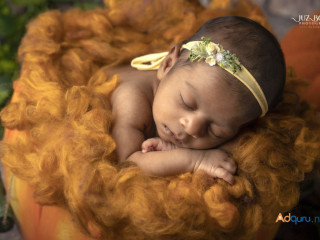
110, 45, 253, 184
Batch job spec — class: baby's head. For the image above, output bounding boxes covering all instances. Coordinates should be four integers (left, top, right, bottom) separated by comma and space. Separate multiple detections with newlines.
153, 16, 285, 149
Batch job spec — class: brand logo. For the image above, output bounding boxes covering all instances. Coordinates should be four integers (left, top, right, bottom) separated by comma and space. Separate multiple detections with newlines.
291, 15, 320, 28
276, 213, 320, 225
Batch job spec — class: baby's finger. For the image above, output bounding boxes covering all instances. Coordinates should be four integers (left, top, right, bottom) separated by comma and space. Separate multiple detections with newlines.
214, 167, 235, 185
221, 157, 237, 174
141, 138, 160, 152
142, 139, 154, 149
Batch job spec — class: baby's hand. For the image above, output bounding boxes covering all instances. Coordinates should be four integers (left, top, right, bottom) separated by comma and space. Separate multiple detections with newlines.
142, 137, 177, 153
194, 149, 237, 184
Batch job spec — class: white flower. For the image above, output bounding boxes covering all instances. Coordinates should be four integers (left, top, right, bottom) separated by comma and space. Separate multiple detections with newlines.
205, 56, 216, 66
217, 44, 223, 52
216, 52, 224, 63
205, 42, 216, 55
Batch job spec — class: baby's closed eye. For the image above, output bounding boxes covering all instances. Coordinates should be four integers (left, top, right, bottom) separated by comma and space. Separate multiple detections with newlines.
179, 92, 195, 110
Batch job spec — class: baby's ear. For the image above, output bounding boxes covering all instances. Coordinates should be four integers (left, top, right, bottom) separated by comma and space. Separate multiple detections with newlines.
157, 44, 180, 80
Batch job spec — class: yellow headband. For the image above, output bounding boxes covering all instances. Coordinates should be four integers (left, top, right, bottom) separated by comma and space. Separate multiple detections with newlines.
131, 38, 268, 116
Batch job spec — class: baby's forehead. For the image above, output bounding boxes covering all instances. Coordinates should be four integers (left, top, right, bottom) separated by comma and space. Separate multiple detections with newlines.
172, 68, 236, 106
179, 62, 233, 89
178, 63, 248, 109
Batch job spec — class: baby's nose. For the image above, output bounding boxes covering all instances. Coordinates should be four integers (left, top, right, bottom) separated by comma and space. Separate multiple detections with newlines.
179, 114, 206, 138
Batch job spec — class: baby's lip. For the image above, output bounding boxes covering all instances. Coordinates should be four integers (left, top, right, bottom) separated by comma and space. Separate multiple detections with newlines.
164, 125, 183, 145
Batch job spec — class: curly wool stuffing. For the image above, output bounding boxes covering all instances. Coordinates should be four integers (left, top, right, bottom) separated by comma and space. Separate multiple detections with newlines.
1, 0, 320, 239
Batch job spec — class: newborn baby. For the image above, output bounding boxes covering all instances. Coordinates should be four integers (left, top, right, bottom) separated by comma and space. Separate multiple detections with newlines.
110, 16, 285, 184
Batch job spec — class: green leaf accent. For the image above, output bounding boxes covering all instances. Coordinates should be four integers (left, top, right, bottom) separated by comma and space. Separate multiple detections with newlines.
189, 37, 211, 62
187, 36, 242, 74
220, 50, 241, 74
200, 36, 211, 46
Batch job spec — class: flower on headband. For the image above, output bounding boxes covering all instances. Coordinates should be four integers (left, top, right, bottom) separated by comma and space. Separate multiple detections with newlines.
187, 37, 241, 74
205, 56, 216, 66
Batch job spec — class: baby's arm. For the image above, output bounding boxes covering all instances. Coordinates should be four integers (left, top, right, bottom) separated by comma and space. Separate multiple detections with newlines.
113, 122, 236, 183
113, 118, 236, 184
140, 137, 236, 184
113, 116, 236, 184
142, 137, 238, 154
129, 146, 236, 184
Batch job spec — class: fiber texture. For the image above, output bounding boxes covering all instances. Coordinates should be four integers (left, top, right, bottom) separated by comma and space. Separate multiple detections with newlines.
1, 0, 320, 239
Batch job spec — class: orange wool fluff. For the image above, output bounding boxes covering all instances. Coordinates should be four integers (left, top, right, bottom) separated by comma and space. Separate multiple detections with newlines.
0, 0, 320, 239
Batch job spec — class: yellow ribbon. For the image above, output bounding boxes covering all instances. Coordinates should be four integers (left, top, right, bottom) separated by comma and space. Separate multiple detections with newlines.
131, 47, 268, 117
130, 52, 168, 70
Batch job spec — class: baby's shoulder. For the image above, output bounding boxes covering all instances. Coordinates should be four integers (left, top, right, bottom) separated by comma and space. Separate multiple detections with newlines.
112, 82, 150, 109
110, 66, 157, 128
111, 70, 155, 109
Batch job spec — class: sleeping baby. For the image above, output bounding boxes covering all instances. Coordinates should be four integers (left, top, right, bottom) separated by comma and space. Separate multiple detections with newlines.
110, 16, 285, 184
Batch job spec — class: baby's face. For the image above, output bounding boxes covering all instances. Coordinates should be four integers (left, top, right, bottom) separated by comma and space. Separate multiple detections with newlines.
153, 63, 251, 149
